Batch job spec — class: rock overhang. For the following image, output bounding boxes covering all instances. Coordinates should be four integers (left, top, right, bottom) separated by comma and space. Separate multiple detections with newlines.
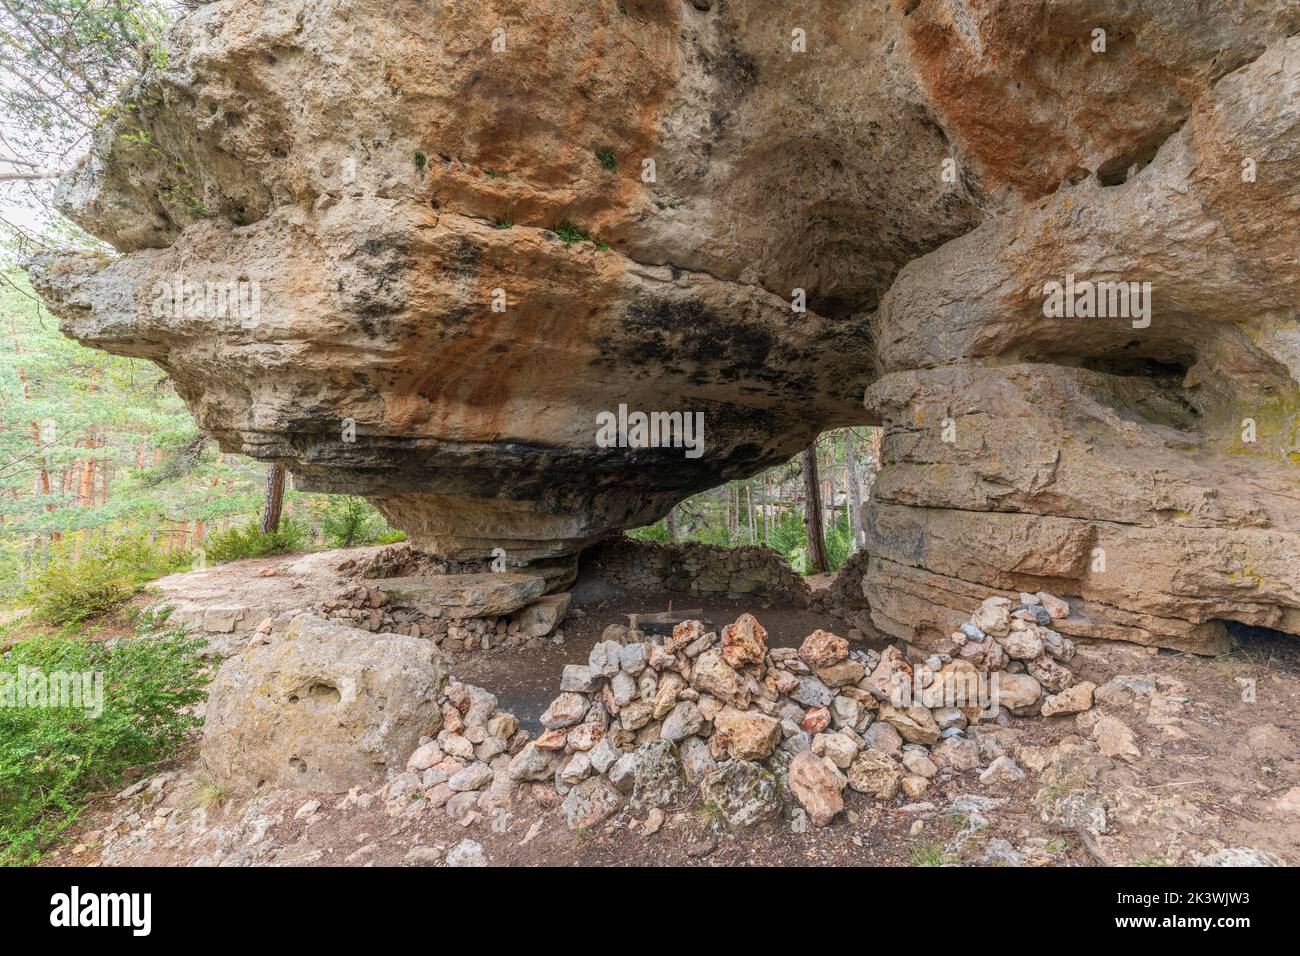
24, 0, 1300, 648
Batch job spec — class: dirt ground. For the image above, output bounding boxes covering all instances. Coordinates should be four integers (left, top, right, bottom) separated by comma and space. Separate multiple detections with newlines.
39, 563, 1300, 868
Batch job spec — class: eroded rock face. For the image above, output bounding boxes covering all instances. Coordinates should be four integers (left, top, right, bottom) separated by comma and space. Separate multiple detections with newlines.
863, 34, 1300, 653
201, 614, 446, 791
25, 0, 1300, 648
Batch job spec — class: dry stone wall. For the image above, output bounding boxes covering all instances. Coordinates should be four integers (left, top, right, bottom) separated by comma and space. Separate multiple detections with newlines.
582, 536, 810, 607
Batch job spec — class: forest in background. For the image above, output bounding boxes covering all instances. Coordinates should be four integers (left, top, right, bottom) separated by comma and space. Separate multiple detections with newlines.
0, 269, 410, 609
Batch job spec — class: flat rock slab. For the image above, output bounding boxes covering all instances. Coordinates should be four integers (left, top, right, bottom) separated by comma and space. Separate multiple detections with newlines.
511, 592, 572, 639
374, 573, 547, 619
151, 547, 390, 654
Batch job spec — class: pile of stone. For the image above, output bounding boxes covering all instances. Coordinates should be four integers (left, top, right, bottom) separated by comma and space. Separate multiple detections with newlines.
950, 591, 1093, 719
585, 536, 811, 606
510, 590, 1093, 831
381, 679, 533, 827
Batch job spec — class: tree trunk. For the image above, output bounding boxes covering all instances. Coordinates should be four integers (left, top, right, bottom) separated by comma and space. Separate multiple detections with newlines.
763, 476, 771, 544
78, 438, 93, 505
665, 507, 678, 543
727, 485, 738, 544
844, 428, 864, 550
261, 463, 287, 534
746, 484, 756, 543
823, 477, 834, 534
801, 444, 828, 572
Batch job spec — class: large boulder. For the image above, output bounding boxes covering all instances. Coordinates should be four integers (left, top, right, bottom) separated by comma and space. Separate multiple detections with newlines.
201, 615, 446, 791
787, 751, 845, 828
631, 740, 687, 811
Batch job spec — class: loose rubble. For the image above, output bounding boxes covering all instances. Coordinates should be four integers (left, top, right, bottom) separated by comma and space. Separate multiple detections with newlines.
476, 591, 1094, 831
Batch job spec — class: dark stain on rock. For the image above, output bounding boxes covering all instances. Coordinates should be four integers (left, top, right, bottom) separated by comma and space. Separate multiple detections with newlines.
597, 296, 815, 396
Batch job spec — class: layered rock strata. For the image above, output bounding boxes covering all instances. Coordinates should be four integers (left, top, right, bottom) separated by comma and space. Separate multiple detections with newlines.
863, 35, 1300, 653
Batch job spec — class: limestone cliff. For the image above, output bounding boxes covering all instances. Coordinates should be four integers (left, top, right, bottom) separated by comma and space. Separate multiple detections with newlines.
27, 0, 1300, 651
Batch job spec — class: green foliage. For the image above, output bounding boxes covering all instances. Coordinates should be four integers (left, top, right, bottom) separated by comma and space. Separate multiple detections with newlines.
203, 516, 308, 565
0, 1, 174, 181
825, 514, 856, 572
493, 217, 513, 229
18, 535, 189, 627
767, 509, 807, 558
627, 519, 668, 543
910, 841, 955, 867
162, 179, 208, 218
321, 496, 396, 549
0, 624, 209, 865
413, 151, 427, 173
596, 147, 617, 173
554, 220, 590, 245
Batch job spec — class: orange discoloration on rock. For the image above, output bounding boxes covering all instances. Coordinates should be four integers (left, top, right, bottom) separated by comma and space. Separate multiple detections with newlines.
395, 0, 681, 241
901, 0, 1213, 200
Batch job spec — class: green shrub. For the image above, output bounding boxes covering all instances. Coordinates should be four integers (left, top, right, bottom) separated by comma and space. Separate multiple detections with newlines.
203, 516, 307, 564
0, 626, 209, 864
19, 536, 190, 627
767, 509, 807, 560
825, 515, 856, 571
554, 220, 590, 245
321, 496, 394, 549
596, 147, 617, 172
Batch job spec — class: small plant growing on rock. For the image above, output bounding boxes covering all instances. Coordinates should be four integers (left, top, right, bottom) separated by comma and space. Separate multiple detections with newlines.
493, 216, 513, 229
554, 220, 590, 245
414, 151, 427, 173
188, 778, 231, 812
596, 147, 617, 172
697, 799, 722, 826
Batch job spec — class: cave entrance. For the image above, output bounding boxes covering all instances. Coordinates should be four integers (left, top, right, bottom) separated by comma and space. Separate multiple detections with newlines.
627, 426, 882, 576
